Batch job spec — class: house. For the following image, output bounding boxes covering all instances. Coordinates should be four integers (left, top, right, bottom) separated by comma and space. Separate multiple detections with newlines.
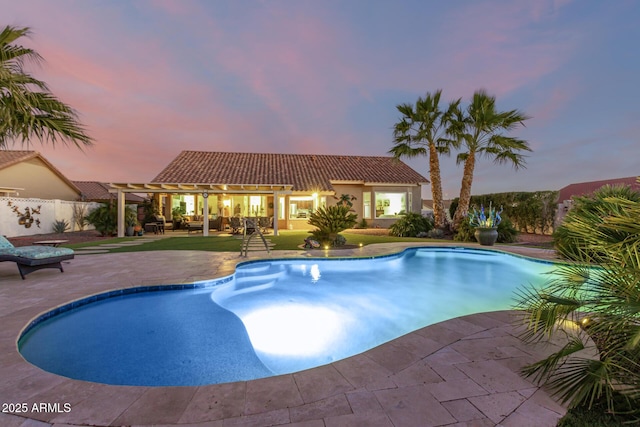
73, 181, 145, 204
110, 151, 429, 236
0, 151, 82, 200
556, 176, 640, 223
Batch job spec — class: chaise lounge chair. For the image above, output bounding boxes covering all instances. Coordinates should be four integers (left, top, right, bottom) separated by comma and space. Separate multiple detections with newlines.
0, 236, 74, 280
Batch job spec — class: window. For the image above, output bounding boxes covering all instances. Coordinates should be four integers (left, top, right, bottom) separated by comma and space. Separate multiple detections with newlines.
363, 192, 371, 219
289, 196, 314, 219
374, 192, 406, 218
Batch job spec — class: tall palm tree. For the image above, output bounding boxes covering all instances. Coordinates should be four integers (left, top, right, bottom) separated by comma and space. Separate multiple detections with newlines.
450, 90, 530, 230
390, 90, 460, 229
0, 25, 92, 149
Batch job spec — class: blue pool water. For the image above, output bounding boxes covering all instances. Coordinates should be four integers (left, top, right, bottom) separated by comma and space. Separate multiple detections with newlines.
18, 247, 556, 386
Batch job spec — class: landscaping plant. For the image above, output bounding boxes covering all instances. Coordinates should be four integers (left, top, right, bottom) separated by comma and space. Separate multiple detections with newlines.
514, 188, 640, 421
51, 219, 70, 233
553, 184, 640, 262
85, 203, 117, 236
388, 212, 433, 237
307, 205, 357, 247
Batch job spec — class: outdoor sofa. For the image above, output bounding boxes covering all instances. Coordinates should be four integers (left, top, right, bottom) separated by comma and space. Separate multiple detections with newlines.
0, 236, 74, 280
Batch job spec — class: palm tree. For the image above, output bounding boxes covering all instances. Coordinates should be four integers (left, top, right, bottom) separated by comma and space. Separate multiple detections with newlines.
450, 90, 530, 230
390, 90, 460, 229
0, 25, 92, 149
514, 186, 640, 418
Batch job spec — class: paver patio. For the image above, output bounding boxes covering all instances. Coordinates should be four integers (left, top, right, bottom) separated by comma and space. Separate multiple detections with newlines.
0, 242, 567, 426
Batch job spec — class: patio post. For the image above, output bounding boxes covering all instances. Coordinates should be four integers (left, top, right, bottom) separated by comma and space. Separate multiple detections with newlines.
117, 189, 125, 237
202, 192, 209, 236
272, 191, 279, 236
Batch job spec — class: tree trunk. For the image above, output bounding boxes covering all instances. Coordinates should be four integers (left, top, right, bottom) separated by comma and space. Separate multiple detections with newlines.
453, 152, 476, 231
428, 142, 447, 229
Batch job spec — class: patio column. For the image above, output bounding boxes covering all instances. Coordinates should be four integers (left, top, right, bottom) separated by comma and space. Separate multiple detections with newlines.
272, 191, 279, 236
117, 189, 125, 237
202, 192, 209, 236
165, 194, 173, 220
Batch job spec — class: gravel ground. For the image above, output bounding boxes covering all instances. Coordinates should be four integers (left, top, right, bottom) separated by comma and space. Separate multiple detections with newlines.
7, 230, 111, 247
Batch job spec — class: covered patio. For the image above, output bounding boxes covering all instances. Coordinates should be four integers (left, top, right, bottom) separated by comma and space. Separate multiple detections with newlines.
109, 183, 293, 238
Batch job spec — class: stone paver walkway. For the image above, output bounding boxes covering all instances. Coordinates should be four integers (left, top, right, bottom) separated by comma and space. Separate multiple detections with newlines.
0, 243, 566, 426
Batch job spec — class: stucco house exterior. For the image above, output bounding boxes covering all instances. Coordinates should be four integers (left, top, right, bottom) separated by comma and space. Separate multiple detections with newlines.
110, 151, 429, 237
0, 151, 82, 200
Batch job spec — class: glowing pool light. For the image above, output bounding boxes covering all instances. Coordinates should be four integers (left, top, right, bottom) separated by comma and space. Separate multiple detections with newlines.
241, 304, 350, 356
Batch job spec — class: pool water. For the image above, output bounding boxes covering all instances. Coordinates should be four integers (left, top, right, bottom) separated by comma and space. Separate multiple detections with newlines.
18, 247, 556, 386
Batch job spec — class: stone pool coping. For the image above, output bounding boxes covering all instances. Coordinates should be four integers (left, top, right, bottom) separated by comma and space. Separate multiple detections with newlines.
0, 242, 566, 426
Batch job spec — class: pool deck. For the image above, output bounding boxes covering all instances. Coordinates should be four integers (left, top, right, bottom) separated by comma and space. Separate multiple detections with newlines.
0, 242, 568, 427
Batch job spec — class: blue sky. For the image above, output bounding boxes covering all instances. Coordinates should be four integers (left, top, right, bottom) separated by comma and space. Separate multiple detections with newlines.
3, 0, 639, 199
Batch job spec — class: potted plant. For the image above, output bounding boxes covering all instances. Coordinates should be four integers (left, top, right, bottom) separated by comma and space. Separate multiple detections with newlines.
133, 223, 143, 236
125, 206, 138, 236
171, 207, 184, 229
468, 202, 502, 246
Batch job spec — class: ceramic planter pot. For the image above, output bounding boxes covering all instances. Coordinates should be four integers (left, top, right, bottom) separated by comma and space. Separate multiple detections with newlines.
474, 227, 498, 246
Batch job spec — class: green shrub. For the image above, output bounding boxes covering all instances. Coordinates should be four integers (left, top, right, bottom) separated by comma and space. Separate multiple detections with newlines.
453, 217, 475, 242
553, 184, 640, 261
308, 205, 357, 246
497, 217, 518, 243
51, 219, 70, 233
388, 212, 433, 237
85, 204, 117, 236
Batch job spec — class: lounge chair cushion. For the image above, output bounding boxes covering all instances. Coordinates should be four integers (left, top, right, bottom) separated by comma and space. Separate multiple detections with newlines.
1, 246, 74, 259
0, 235, 14, 249
0, 235, 74, 279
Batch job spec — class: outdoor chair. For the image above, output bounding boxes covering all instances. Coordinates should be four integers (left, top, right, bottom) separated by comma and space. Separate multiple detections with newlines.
0, 235, 74, 280
229, 217, 242, 234
244, 218, 256, 235
258, 216, 271, 233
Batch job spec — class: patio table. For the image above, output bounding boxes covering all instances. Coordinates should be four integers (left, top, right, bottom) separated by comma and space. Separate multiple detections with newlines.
33, 240, 69, 247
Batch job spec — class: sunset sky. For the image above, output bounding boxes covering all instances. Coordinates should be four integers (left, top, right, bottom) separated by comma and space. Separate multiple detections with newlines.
3, 0, 639, 199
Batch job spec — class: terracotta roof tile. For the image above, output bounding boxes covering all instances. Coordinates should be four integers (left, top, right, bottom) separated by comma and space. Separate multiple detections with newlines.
0, 150, 38, 170
152, 151, 429, 192
558, 176, 640, 202
73, 181, 145, 203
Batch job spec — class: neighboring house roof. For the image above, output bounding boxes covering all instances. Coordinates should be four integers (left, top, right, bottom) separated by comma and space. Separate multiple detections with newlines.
152, 151, 429, 192
0, 150, 82, 195
73, 181, 145, 203
558, 176, 640, 203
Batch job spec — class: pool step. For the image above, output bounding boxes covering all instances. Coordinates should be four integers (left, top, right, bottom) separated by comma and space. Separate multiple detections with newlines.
234, 264, 287, 289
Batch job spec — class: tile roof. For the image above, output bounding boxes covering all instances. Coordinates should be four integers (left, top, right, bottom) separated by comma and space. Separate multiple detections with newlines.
152, 151, 429, 192
73, 181, 145, 203
0, 150, 39, 170
558, 176, 640, 202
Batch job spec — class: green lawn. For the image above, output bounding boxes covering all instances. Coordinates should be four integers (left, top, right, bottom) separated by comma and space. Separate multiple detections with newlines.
64, 231, 430, 253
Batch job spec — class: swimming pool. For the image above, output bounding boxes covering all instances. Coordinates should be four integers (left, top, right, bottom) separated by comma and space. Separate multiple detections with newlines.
18, 247, 556, 386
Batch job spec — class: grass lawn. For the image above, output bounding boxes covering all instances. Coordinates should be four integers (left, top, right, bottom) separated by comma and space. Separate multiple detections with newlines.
64, 231, 430, 253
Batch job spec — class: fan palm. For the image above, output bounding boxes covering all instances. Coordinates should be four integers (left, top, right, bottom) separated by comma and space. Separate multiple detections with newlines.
389, 90, 460, 229
450, 90, 530, 230
514, 186, 640, 418
0, 25, 92, 148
